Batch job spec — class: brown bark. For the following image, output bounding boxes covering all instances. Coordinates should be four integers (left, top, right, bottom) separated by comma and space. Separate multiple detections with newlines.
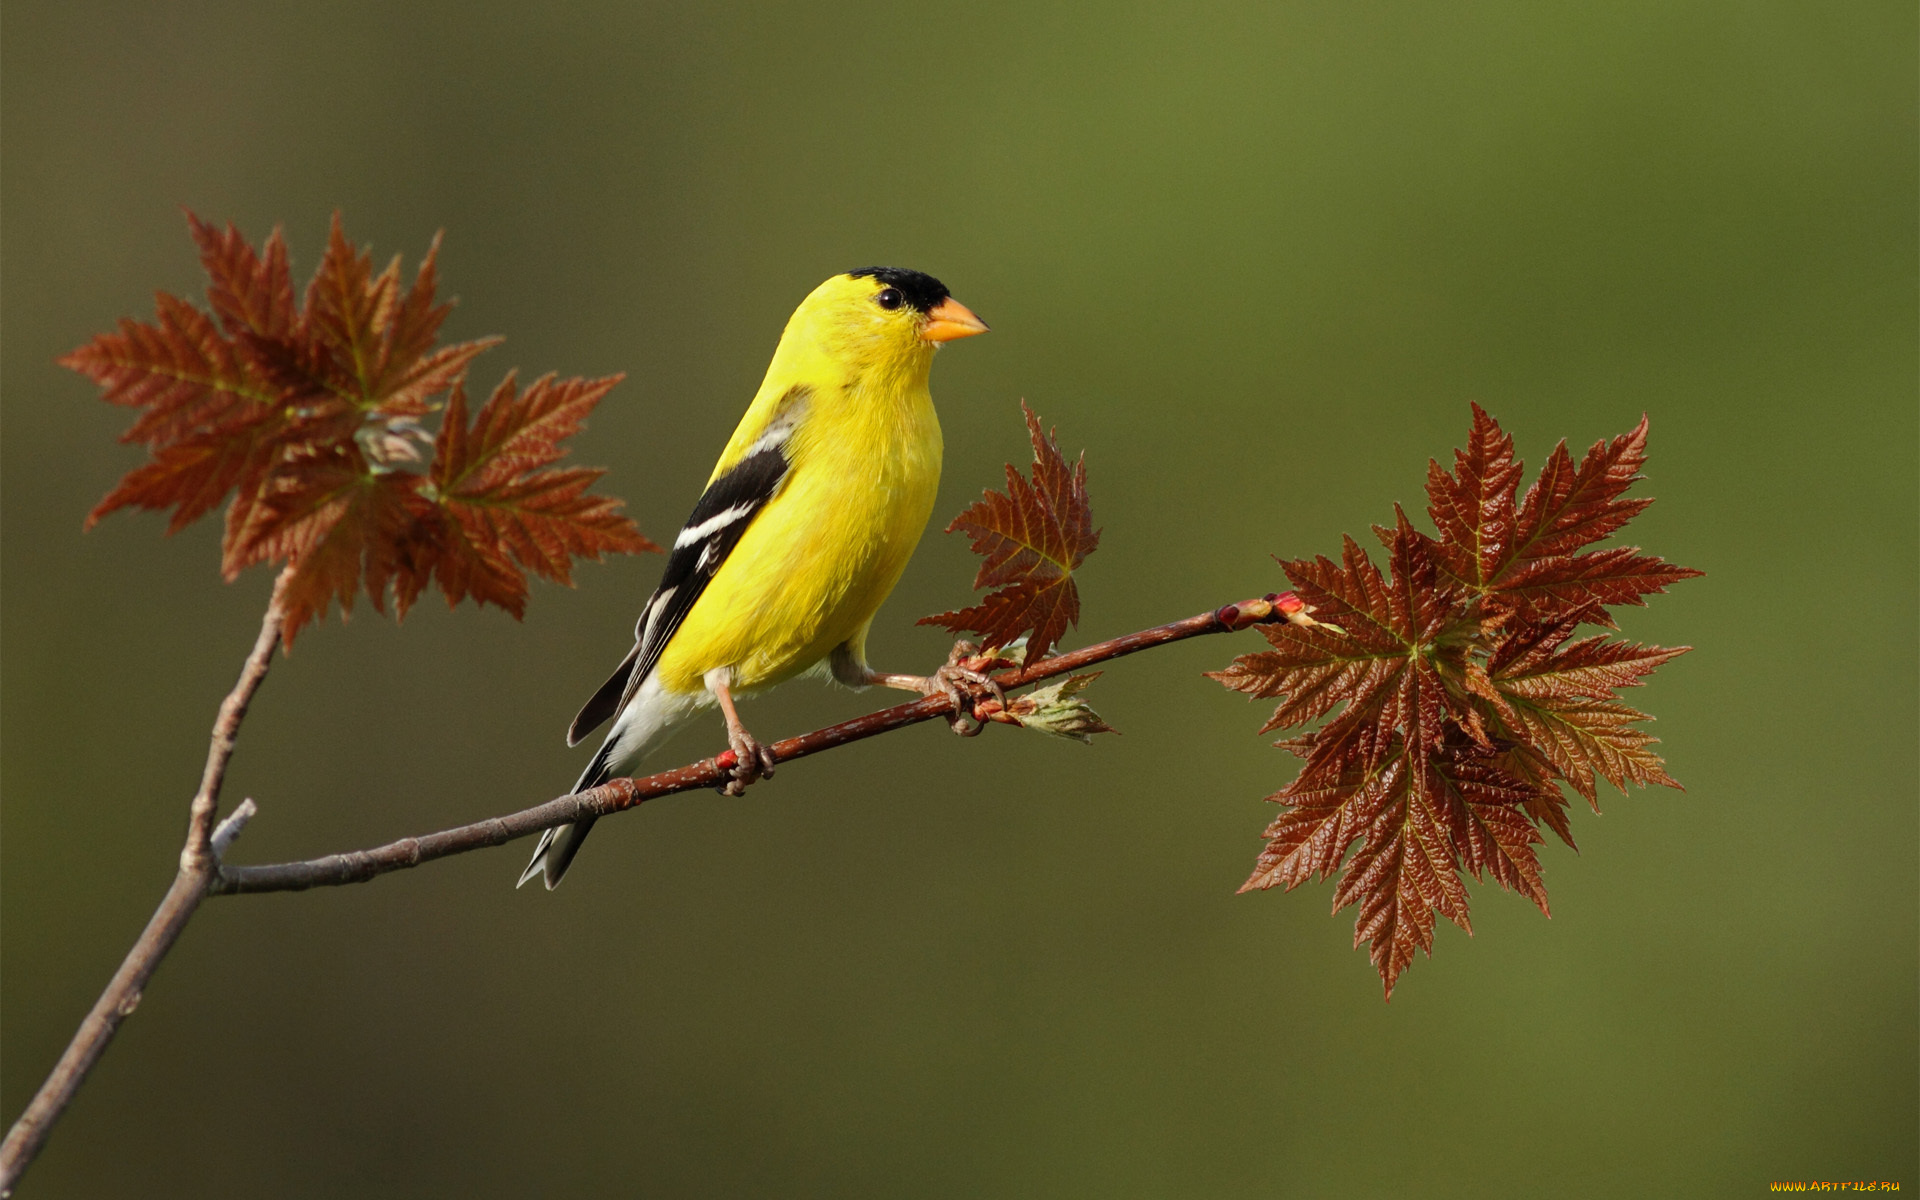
0, 591, 1292, 1193
0, 572, 289, 1196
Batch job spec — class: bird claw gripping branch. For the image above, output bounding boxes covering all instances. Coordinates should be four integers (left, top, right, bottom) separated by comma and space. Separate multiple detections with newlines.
931, 640, 1009, 735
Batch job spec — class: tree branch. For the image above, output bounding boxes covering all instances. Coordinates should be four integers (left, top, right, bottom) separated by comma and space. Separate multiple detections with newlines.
185, 574, 287, 866
0, 591, 1295, 1193
213, 596, 1296, 895
0, 573, 288, 1196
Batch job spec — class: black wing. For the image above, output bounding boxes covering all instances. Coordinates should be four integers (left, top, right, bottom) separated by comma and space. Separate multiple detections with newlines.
567, 438, 793, 746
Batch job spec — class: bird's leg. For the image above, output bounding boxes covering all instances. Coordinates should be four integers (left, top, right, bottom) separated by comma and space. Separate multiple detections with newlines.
704, 666, 777, 795
835, 641, 1005, 735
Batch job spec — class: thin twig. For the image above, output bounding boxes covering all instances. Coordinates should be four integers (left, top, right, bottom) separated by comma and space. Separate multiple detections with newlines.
0, 573, 289, 1196
0, 592, 1293, 1193
184, 573, 288, 868
210, 799, 260, 857
212, 599, 1289, 895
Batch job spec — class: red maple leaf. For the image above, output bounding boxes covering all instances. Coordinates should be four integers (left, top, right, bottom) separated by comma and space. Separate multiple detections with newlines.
1211, 406, 1695, 997
62, 212, 659, 642
921, 402, 1100, 666
427, 372, 644, 616
1425, 403, 1701, 618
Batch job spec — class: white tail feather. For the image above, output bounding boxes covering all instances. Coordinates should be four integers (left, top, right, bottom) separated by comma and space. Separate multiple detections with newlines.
517, 675, 708, 890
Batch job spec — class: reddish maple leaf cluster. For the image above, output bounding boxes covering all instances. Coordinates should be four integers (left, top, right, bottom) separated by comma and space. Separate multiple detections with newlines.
921, 402, 1100, 666
1209, 405, 1699, 996
61, 213, 658, 641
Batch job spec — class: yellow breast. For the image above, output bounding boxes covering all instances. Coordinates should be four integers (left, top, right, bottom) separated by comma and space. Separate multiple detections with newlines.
652, 371, 943, 696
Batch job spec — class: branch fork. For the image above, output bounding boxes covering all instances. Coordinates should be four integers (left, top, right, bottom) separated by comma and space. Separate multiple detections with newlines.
1, 587, 1302, 1194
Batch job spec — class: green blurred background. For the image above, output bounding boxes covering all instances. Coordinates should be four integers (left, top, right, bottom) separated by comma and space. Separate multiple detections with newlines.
3, 2, 1913, 1196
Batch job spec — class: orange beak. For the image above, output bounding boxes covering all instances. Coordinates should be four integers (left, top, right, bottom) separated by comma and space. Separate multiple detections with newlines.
921, 297, 990, 343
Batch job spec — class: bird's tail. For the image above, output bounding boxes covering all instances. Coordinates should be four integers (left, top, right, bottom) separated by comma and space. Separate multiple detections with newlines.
515, 745, 617, 890
517, 674, 702, 890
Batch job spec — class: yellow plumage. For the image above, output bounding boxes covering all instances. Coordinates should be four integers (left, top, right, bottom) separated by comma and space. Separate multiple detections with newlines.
657, 274, 947, 695
519, 267, 987, 889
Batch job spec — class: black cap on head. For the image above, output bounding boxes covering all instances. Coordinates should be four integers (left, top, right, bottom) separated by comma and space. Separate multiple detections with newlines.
848, 266, 949, 314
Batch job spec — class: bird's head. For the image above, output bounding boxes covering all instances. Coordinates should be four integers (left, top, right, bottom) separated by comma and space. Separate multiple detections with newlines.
780, 267, 988, 386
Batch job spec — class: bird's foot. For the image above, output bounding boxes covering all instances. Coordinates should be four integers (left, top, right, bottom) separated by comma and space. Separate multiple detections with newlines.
861, 643, 1011, 735
719, 723, 777, 796
919, 642, 1008, 736
705, 667, 777, 796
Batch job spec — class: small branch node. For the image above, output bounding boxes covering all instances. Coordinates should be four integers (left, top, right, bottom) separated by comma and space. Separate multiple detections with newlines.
210, 799, 260, 859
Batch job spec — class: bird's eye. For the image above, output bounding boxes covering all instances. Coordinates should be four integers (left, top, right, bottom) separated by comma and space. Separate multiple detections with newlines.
875, 287, 904, 311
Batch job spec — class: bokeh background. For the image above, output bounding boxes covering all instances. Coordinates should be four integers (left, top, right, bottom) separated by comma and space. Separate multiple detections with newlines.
4, 3, 1913, 1196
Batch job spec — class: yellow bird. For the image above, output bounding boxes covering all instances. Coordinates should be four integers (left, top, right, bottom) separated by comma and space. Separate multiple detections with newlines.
519, 268, 989, 889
